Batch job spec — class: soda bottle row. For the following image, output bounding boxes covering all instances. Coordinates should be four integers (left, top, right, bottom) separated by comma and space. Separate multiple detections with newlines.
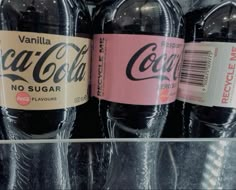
0, 0, 236, 190
1, 0, 236, 142
0, 0, 183, 140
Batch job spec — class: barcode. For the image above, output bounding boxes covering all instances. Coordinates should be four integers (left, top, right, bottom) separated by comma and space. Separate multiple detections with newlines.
180, 48, 214, 92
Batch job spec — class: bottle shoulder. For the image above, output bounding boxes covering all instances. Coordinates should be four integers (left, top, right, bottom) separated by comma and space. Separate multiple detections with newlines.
1, 0, 91, 36
93, 0, 184, 37
185, 2, 236, 42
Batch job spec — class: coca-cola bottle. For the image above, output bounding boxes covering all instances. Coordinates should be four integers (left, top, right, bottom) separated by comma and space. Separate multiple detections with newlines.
92, 0, 184, 139
177, 0, 236, 137
92, 0, 184, 189
0, 0, 91, 189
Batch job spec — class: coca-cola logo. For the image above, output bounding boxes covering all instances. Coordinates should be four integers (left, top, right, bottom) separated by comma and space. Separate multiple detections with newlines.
0, 43, 88, 83
126, 43, 183, 81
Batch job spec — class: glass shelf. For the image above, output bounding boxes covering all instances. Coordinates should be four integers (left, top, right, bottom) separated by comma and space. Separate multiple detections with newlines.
0, 139, 235, 190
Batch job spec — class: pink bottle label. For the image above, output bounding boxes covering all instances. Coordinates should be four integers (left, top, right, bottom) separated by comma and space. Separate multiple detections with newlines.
92, 34, 184, 105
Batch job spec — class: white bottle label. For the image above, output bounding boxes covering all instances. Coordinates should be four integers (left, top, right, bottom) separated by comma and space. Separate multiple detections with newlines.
178, 42, 236, 108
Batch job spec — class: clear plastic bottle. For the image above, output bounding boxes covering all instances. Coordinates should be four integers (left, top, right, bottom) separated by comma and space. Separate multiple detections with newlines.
92, 0, 184, 189
0, 0, 91, 189
177, 0, 236, 137
92, 0, 184, 138
0, 0, 91, 139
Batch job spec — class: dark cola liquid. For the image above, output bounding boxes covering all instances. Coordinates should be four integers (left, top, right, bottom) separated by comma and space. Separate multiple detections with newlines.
93, 0, 184, 138
0, 1, 92, 189
177, 1, 236, 137
92, 1, 184, 189
0, 0, 91, 138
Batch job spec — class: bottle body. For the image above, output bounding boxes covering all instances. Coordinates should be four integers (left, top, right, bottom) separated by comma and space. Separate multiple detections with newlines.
177, 0, 236, 137
0, 1, 91, 189
0, 0, 91, 139
91, 1, 184, 189
92, 0, 184, 138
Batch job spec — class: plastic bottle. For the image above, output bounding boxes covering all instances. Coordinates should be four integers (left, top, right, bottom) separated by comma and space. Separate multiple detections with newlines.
0, 0, 91, 139
0, 0, 91, 189
91, 0, 184, 189
92, 0, 184, 139
177, 0, 236, 137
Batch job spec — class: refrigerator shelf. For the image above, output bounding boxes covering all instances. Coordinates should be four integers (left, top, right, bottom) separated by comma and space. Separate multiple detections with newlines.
0, 138, 235, 190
